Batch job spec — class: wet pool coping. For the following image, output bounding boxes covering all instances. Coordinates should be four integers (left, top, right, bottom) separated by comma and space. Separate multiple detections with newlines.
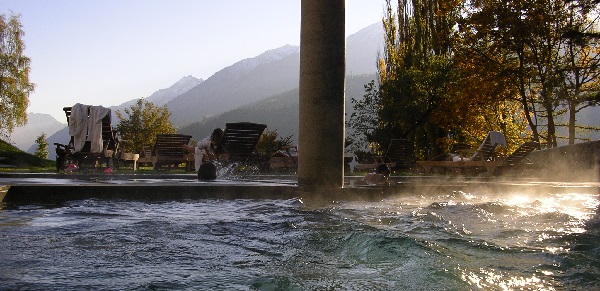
1, 172, 598, 205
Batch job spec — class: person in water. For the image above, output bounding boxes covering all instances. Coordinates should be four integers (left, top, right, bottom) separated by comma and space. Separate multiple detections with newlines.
360, 163, 391, 186
183, 128, 224, 172
197, 162, 217, 180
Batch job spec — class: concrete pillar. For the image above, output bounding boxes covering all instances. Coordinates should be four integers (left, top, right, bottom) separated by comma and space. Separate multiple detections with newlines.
298, 0, 346, 189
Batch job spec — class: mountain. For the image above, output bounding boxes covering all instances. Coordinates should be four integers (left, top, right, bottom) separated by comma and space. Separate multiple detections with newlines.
177, 74, 377, 143
8, 113, 65, 153
346, 22, 384, 75
167, 23, 383, 126
146, 75, 203, 106
166, 45, 301, 126
109, 75, 203, 124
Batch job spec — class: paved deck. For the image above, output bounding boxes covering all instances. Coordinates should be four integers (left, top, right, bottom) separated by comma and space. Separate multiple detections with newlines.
1, 173, 598, 205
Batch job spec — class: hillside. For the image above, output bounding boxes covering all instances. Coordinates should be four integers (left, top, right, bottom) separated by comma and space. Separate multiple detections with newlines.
167, 23, 383, 127
178, 74, 377, 143
167, 47, 302, 126
109, 75, 203, 124
0, 139, 55, 170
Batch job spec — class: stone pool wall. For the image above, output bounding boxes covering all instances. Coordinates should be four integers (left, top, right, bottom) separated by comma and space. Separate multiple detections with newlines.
524, 140, 600, 182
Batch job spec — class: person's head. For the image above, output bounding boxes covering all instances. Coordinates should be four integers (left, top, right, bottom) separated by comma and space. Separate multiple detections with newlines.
198, 162, 217, 180
210, 128, 224, 145
376, 163, 391, 177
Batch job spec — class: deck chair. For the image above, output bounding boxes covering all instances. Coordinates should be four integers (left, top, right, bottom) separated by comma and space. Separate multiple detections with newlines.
469, 131, 506, 161
137, 146, 154, 166
151, 134, 192, 170
217, 122, 267, 163
54, 104, 118, 172
416, 131, 507, 175
502, 141, 540, 166
355, 139, 415, 171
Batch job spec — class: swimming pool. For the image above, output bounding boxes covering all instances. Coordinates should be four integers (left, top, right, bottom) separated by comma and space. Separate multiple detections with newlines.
0, 186, 598, 290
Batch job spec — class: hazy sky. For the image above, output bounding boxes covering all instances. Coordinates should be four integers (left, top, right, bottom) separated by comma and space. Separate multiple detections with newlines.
1, 1, 387, 122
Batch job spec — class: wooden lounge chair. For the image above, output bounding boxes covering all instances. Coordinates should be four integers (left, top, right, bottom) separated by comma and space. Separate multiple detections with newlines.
416, 131, 507, 175
355, 139, 415, 171
469, 131, 506, 161
151, 134, 192, 170
502, 141, 540, 166
495, 141, 540, 175
54, 105, 118, 172
217, 122, 267, 163
137, 146, 154, 167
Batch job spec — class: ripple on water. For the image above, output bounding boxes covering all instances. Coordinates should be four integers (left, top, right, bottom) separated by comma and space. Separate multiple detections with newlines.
0, 191, 598, 289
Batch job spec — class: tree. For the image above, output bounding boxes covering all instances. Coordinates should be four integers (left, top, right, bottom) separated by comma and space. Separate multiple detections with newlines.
0, 13, 34, 138
115, 99, 176, 153
34, 133, 48, 159
349, 0, 463, 159
559, 1, 600, 144
255, 129, 293, 157
460, 0, 600, 147
348, 0, 530, 159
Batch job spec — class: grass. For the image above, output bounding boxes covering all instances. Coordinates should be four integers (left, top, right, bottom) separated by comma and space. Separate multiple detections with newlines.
0, 139, 191, 174
0, 139, 55, 172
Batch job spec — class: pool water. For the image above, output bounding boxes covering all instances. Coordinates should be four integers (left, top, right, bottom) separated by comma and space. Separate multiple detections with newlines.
0, 189, 598, 290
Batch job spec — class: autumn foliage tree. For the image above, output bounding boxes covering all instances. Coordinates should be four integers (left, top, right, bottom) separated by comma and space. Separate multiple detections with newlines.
457, 0, 600, 147
349, 0, 599, 159
348, 0, 526, 159
115, 99, 176, 153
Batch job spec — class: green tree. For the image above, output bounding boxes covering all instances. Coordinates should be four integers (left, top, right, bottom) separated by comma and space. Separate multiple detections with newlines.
349, 0, 477, 159
0, 13, 34, 138
34, 133, 48, 159
115, 99, 176, 153
348, 0, 529, 159
255, 129, 293, 157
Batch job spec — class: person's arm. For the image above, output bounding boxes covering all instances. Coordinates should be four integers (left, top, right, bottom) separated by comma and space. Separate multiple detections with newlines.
183, 144, 195, 153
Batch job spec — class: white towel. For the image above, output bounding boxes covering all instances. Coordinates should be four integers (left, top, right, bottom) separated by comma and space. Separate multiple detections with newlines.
487, 131, 507, 148
68, 103, 89, 152
88, 106, 111, 153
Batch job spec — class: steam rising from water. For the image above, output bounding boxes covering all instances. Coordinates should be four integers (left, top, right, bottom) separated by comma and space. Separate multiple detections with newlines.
0, 188, 598, 289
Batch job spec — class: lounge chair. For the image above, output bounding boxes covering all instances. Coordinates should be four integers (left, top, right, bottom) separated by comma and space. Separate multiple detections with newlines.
355, 139, 415, 171
137, 146, 154, 166
216, 122, 267, 163
495, 141, 540, 175
416, 131, 507, 175
469, 131, 506, 161
54, 105, 118, 172
151, 134, 192, 170
502, 141, 540, 166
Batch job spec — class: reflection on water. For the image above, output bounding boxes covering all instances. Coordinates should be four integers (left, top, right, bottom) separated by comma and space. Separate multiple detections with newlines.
0, 189, 598, 290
